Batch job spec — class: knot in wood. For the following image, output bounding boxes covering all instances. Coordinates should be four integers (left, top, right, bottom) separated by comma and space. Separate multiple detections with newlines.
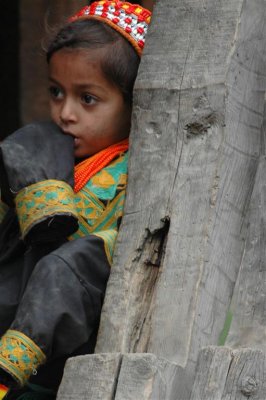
240, 376, 259, 397
185, 121, 209, 136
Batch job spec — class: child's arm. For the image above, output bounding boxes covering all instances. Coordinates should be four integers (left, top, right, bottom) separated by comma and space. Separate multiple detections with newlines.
0, 234, 110, 388
0, 121, 78, 244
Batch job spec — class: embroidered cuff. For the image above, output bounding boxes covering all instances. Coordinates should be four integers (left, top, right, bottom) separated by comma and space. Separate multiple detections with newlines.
15, 180, 78, 240
0, 330, 46, 387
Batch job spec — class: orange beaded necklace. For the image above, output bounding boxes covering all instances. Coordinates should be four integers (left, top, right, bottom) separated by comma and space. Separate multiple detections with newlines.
74, 138, 129, 193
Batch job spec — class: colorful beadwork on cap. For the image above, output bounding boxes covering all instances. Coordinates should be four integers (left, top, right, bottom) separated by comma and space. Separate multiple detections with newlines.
69, 1, 151, 56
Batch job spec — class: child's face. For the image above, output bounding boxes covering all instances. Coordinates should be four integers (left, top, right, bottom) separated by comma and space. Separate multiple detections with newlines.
48, 48, 131, 158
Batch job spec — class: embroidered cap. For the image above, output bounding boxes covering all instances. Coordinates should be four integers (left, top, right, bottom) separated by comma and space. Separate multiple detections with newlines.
69, 1, 152, 56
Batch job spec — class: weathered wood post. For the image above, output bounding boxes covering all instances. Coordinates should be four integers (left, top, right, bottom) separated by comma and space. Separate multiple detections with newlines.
56, 0, 266, 398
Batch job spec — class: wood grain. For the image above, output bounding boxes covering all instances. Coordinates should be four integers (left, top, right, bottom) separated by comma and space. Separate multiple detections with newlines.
115, 353, 182, 400
57, 353, 122, 400
226, 105, 266, 350
191, 347, 266, 400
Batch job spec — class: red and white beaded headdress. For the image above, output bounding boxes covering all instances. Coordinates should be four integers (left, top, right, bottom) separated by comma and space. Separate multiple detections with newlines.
69, 1, 152, 57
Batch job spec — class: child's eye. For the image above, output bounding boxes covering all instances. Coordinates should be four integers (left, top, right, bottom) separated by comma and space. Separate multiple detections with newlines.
49, 86, 63, 99
82, 93, 97, 105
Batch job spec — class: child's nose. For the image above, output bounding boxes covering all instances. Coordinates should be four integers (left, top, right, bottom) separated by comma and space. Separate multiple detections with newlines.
60, 99, 78, 124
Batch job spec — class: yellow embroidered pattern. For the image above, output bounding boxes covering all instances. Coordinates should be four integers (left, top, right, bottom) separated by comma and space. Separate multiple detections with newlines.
69, 154, 128, 265
15, 180, 78, 239
0, 330, 46, 386
70, 190, 126, 264
93, 228, 118, 265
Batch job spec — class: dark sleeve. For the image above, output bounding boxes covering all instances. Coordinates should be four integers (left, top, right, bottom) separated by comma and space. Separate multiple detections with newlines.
0, 121, 78, 243
11, 234, 110, 360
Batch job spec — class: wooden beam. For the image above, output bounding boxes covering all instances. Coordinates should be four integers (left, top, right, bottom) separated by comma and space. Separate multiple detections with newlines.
57, 353, 183, 400
191, 346, 266, 400
115, 354, 182, 400
94, 0, 266, 397
226, 104, 266, 349
190, 347, 232, 400
57, 353, 122, 400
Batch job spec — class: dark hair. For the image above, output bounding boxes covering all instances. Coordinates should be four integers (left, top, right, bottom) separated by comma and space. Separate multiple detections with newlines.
46, 19, 140, 105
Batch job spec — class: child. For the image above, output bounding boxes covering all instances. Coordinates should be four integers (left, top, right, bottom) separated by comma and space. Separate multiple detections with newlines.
0, 1, 151, 399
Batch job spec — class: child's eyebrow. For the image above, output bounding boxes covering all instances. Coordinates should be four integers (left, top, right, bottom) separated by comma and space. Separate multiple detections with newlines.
48, 77, 106, 93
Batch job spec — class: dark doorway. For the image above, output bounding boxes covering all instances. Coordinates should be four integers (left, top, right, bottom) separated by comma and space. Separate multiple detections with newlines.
0, 2, 20, 140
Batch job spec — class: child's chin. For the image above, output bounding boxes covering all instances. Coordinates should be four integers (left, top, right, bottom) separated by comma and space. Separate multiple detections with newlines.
74, 146, 82, 158
74, 151, 88, 162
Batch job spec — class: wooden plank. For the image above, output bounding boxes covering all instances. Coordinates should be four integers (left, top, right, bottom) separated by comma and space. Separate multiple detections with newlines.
115, 353, 183, 400
226, 104, 266, 349
191, 347, 266, 400
190, 347, 232, 400
97, 0, 264, 356
147, 0, 266, 365
57, 352, 184, 400
222, 348, 266, 399
56, 353, 122, 400
57, 349, 266, 400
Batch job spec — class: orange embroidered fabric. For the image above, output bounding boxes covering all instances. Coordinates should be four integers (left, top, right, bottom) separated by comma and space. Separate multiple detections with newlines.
74, 139, 129, 193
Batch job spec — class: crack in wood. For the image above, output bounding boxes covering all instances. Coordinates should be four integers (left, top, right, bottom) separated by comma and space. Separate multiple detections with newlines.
128, 217, 170, 353
144, 217, 170, 267
111, 355, 123, 400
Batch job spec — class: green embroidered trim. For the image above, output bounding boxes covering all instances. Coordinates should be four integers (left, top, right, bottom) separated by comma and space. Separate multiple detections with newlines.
15, 180, 78, 239
69, 190, 126, 263
92, 229, 118, 265
69, 153, 128, 264
0, 197, 8, 224
93, 190, 125, 232
74, 188, 105, 227
85, 153, 128, 200
0, 330, 46, 387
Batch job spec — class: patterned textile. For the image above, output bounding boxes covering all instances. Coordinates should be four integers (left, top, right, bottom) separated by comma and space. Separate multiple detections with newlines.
0, 331, 46, 387
15, 180, 78, 240
74, 139, 129, 193
70, 152, 128, 264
